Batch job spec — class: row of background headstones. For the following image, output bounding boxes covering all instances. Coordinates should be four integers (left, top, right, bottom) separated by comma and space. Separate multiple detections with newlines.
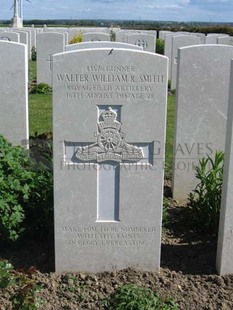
36, 32, 157, 86
0, 27, 157, 53
163, 32, 233, 89
1, 26, 232, 80
35, 29, 233, 87
0, 28, 158, 86
1, 33, 233, 275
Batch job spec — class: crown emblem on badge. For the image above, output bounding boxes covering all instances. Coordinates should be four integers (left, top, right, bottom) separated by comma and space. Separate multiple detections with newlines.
98, 107, 121, 132
102, 107, 117, 120
75, 107, 143, 163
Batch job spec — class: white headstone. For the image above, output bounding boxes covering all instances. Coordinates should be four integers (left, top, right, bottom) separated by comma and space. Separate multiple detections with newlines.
126, 33, 156, 53
217, 36, 233, 46
82, 32, 110, 42
0, 41, 28, 146
16, 31, 30, 59
171, 35, 201, 90
43, 27, 69, 44
164, 33, 178, 79
20, 29, 33, 59
192, 33, 205, 44
0, 31, 19, 42
53, 48, 168, 273
217, 59, 233, 275
159, 31, 173, 40
172, 44, 233, 201
65, 41, 143, 52
205, 34, 229, 44
37, 32, 65, 86
115, 30, 127, 42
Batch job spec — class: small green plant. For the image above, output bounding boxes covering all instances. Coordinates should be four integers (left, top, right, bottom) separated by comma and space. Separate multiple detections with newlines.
188, 151, 224, 233
103, 284, 178, 310
110, 29, 116, 41
0, 260, 16, 288
57, 274, 84, 302
0, 135, 53, 242
31, 46, 36, 61
0, 260, 45, 309
11, 268, 45, 310
30, 83, 52, 94
69, 33, 82, 44
156, 39, 164, 55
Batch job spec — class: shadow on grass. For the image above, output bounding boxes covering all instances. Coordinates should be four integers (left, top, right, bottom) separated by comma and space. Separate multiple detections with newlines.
0, 234, 55, 273
161, 204, 217, 275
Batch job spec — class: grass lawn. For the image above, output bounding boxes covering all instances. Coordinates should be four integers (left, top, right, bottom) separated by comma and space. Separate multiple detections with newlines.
29, 60, 37, 82
29, 93, 52, 136
28, 61, 176, 177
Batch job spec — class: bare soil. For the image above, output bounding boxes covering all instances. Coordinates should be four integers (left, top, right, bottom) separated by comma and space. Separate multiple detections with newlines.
1, 182, 233, 309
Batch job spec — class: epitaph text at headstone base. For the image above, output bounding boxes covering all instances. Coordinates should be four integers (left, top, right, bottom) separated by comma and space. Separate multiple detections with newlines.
172, 45, 233, 201
0, 41, 28, 146
53, 48, 168, 273
217, 60, 233, 275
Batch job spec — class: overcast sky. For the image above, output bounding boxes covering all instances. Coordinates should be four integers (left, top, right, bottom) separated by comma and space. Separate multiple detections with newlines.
1, 0, 233, 22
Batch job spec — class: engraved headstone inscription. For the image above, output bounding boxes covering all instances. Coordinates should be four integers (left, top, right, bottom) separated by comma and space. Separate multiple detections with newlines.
53, 48, 168, 273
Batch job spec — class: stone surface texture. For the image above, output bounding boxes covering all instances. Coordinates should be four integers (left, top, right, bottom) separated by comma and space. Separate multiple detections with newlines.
126, 33, 156, 52
65, 41, 143, 51
217, 60, 233, 275
171, 35, 201, 89
0, 41, 28, 146
53, 48, 168, 273
37, 32, 65, 86
172, 44, 233, 201
82, 32, 110, 42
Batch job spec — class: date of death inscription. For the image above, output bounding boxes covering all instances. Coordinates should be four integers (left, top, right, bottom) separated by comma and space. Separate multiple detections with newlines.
55, 65, 164, 101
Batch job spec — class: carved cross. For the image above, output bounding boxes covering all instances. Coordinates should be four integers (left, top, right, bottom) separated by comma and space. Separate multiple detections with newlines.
46, 54, 53, 70
66, 106, 152, 222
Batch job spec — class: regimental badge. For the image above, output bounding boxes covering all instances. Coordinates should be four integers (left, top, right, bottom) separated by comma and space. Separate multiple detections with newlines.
75, 107, 144, 163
